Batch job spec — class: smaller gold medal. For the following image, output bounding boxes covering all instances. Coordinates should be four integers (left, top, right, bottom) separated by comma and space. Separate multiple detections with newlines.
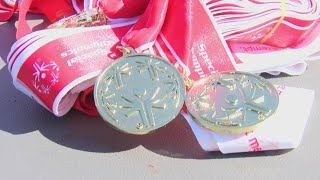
185, 71, 279, 134
94, 47, 186, 135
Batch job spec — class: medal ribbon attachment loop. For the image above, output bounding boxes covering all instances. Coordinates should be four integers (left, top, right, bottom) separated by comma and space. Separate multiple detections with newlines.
116, 46, 131, 54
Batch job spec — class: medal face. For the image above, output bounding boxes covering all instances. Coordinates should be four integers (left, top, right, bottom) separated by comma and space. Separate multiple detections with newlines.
94, 50, 186, 135
186, 72, 279, 134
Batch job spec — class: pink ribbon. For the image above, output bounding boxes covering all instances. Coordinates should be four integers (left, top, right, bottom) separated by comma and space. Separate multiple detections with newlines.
205, 0, 320, 47
7, 0, 320, 116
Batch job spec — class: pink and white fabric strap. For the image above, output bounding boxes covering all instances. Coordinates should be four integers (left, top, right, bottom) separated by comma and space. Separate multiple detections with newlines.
7, 0, 320, 117
205, 0, 320, 48
7, 21, 137, 116
7, 0, 236, 116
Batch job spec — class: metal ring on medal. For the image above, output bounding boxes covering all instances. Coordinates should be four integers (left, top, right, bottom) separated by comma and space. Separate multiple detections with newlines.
94, 49, 186, 135
186, 72, 279, 134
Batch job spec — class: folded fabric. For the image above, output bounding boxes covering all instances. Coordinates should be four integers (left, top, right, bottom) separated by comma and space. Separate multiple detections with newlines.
74, 0, 320, 48
7, 20, 137, 116
0, 0, 74, 22
205, 0, 320, 48
0, 0, 18, 21
7, 0, 320, 117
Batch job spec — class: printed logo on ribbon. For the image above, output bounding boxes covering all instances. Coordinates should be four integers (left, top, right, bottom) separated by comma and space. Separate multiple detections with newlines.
32, 58, 60, 94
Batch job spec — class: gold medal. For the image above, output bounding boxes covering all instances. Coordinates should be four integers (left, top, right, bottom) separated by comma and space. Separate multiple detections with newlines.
48, 8, 107, 29
185, 72, 279, 134
94, 47, 279, 135
94, 47, 186, 135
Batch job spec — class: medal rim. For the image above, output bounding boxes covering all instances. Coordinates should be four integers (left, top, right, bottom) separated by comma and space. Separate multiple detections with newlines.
94, 52, 187, 135
189, 113, 261, 134
185, 71, 279, 134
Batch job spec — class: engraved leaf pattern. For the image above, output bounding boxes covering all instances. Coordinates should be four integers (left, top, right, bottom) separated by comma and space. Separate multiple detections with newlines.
217, 76, 270, 121
121, 87, 167, 128
98, 56, 183, 131
136, 59, 165, 80
104, 63, 131, 88
191, 87, 217, 123
101, 93, 119, 122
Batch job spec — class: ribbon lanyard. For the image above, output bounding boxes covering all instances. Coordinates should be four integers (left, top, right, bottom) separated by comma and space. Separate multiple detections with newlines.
120, 0, 168, 52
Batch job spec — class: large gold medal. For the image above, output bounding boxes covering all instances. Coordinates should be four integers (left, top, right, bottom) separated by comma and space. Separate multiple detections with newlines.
94, 47, 186, 135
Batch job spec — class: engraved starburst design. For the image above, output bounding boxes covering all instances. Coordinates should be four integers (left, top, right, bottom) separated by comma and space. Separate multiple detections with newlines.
121, 88, 167, 128
218, 77, 271, 121
191, 88, 216, 123
161, 71, 181, 107
136, 58, 166, 80
96, 54, 186, 134
207, 73, 236, 91
100, 93, 119, 122
104, 63, 131, 89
